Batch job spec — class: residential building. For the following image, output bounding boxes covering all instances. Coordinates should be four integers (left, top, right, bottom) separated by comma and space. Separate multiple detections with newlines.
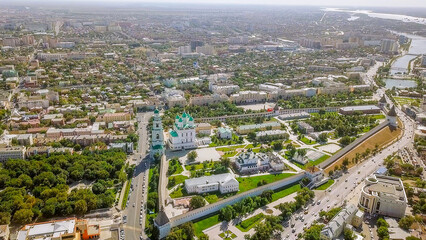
168, 112, 197, 151
358, 175, 407, 218
178, 45, 192, 55
18, 96, 49, 110
196, 123, 212, 135
421, 55, 426, 67
381, 39, 399, 54
0, 224, 9, 240
108, 142, 134, 154
189, 94, 229, 106
99, 112, 131, 123
167, 94, 187, 108
196, 45, 215, 55
339, 105, 381, 115
255, 130, 287, 140
230, 91, 267, 104
0, 146, 26, 162
150, 109, 165, 158
16, 218, 100, 240
297, 122, 314, 134
320, 204, 358, 240
236, 122, 281, 134
210, 83, 240, 95
26, 147, 73, 157
184, 173, 239, 194
217, 127, 232, 139
278, 112, 311, 121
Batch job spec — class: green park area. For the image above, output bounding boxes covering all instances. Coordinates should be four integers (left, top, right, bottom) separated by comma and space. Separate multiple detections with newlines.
237, 173, 295, 192
236, 213, 264, 232
315, 179, 335, 190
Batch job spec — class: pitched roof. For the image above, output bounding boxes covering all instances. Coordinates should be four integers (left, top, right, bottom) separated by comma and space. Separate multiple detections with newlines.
379, 94, 387, 103
154, 211, 169, 226
388, 105, 397, 117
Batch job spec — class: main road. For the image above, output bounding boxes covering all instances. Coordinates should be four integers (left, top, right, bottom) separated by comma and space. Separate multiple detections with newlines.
122, 112, 153, 240
281, 82, 416, 239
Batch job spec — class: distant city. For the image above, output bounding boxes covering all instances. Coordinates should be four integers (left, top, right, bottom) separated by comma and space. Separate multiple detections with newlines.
0, 2, 424, 240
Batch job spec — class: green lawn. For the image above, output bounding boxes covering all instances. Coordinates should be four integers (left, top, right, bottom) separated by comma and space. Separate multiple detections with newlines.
236, 213, 264, 232
209, 134, 243, 147
121, 179, 132, 210
170, 186, 186, 198
315, 179, 335, 190
168, 175, 188, 189
216, 144, 246, 152
185, 162, 215, 171
237, 173, 295, 192
394, 96, 421, 107
194, 214, 220, 236
169, 160, 184, 175
271, 183, 301, 202
371, 114, 385, 120
311, 154, 330, 166
204, 194, 219, 204
291, 160, 306, 170
300, 136, 316, 145
219, 230, 237, 239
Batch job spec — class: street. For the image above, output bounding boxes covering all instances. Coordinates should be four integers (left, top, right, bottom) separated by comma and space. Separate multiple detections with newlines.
122, 112, 152, 240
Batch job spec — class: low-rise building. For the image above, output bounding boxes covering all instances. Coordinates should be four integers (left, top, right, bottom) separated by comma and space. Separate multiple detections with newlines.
320, 204, 358, 240
297, 122, 314, 134
16, 218, 99, 240
358, 175, 407, 218
0, 224, 9, 240
99, 112, 131, 123
189, 94, 229, 106
217, 127, 232, 139
339, 105, 381, 115
236, 122, 281, 134
278, 112, 311, 121
108, 142, 134, 154
195, 123, 212, 135
230, 91, 267, 104
184, 173, 239, 194
0, 146, 26, 162
255, 129, 287, 140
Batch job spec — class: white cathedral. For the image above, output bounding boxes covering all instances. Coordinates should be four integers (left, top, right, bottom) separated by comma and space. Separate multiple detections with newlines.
168, 112, 197, 151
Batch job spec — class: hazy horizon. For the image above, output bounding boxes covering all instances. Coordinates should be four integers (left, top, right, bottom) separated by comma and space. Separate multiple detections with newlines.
1, 0, 426, 8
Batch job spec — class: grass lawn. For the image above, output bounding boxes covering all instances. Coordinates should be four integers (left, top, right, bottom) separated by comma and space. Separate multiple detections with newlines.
236, 213, 264, 232
271, 183, 301, 202
204, 194, 219, 204
209, 134, 243, 147
168, 160, 184, 175
237, 173, 295, 192
325, 123, 402, 173
311, 154, 330, 166
194, 214, 220, 236
219, 230, 237, 239
168, 175, 189, 189
371, 114, 385, 120
185, 162, 215, 171
170, 186, 186, 198
394, 96, 421, 107
223, 151, 238, 158
291, 160, 306, 170
300, 136, 316, 145
121, 179, 132, 210
216, 144, 246, 152
315, 179, 335, 190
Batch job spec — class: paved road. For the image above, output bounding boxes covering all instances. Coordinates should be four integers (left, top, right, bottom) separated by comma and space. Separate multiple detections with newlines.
281, 85, 416, 239
122, 112, 152, 240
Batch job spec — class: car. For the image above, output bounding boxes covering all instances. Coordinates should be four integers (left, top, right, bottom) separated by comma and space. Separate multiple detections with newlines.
133, 203, 135, 207
291, 223, 295, 228
317, 200, 321, 205
345, 179, 348, 182
292, 229, 296, 233
327, 205, 330, 208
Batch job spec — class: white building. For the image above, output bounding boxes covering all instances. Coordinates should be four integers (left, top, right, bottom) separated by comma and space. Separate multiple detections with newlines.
358, 175, 407, 218
230, 91, 267, 104
150, 109, 165, 158
168, 112, 197, 151
321, 204, 358, 240
185, 173, 239, 194
217, 127, 232, 139
0, 146, 26, 162
190, 94, 229, 106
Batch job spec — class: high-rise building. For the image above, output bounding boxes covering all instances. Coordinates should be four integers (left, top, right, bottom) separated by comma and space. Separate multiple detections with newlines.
380, 39, 398, 54
421, 54, 426, 67
150, 108, 165, 158
190, 40, 203, 51
178, 45, 192, 55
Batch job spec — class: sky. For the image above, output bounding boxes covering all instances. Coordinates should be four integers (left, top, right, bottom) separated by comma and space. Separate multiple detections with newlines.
54, 0, 426, 8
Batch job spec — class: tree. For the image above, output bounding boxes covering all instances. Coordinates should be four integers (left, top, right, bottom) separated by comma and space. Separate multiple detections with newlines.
198, 233, 209, 240
180, 222, 195, 240
247, 132, 256, 141
273, 142, 283, 151
339, 136, 352, 146
377, 218, 389, 228
261, 190, 274, 202
189, 196, 205, 210
13, 209, 34, 224
219, 205, 234, 221
377, 226, 389, 240
75, 199, 88, 215
318, 133, 328, 143
398, 215, 415, 230
221, 157, 231, 168
303, 224, 324, 240
187, 151, 198, 162
343, 227, 355, 240
406, 237, 421, 240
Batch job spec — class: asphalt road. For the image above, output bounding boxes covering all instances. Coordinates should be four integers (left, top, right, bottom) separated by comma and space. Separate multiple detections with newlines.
122, 112, 152, 240
281, 86, 416, 239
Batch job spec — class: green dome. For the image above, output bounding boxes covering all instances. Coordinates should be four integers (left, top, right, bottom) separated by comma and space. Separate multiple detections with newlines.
175, 115, 180, 119
154, 108, 159, 114
182, 112, 187, 118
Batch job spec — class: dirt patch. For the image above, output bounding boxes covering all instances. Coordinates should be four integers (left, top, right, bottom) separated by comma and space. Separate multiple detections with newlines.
325, 121, 402, 173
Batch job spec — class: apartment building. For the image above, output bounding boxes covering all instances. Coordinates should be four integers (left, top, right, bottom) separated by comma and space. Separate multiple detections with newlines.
0, 146, 26, 162
236, 122, 281, 134
297, 122, 314, 134
230, 91, 267, 104
99, 112, 131, 123
359, 175, 407, 218
189, 94, 229, 106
